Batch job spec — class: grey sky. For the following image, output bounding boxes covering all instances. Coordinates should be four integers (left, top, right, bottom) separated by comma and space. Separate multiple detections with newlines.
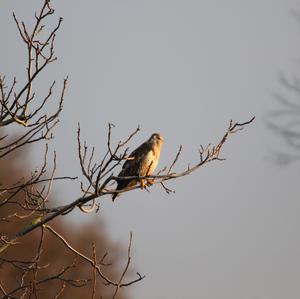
1, 0, 300, 298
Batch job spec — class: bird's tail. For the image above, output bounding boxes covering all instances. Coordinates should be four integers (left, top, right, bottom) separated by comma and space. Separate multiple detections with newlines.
112, 192, 119, 201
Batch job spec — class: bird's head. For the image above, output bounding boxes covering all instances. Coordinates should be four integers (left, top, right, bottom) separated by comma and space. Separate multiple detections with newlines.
149, 133, 164, 147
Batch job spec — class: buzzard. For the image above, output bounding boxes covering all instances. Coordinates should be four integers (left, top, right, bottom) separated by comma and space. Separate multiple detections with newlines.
112, 133, 164, 201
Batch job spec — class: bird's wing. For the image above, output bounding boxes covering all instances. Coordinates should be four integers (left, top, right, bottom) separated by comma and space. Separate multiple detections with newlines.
120, 141, 150, 174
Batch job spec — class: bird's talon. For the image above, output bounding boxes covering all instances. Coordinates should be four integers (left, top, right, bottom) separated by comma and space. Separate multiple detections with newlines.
146, 179, 155, 186
140, 179, 146, 189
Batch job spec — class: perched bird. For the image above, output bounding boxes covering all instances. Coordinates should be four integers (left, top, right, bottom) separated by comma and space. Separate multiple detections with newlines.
112, 133, 164, 201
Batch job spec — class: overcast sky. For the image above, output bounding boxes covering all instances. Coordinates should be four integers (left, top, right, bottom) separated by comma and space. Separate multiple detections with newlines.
1, 1, 300, 298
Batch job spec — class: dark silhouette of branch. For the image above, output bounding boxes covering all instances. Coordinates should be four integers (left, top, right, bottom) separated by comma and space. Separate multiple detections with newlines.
0, 117, 254, 256
0, 1, 255, 298
267, 72, 300, 164
44, 225, 145, 289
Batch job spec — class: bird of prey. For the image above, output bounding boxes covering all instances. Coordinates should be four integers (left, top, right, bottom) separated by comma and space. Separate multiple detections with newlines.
112, 133, 164, 201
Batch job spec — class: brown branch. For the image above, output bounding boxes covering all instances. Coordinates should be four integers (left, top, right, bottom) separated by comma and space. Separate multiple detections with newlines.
3, 260, 87, 299
118, 125, 140, 147
0, 117, 254, 255
91, 243, 97, 299
167, 145, 182, 174
109, 117, 255, 198
53, 283, 66, 299
0, 283, 7, 297
44, 225, 144, 288
112, 232, 144, 299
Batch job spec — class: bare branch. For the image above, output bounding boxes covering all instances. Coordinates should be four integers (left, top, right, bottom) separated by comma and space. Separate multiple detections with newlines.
44, 225, 145, 288
112, 232, 144, 299
0, 1, 255, 297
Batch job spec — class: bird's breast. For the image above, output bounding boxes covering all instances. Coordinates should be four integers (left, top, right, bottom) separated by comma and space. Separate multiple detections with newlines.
139, 150, 160, 176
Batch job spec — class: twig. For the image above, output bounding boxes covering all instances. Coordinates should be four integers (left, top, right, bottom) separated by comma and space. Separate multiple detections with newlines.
44, 225, 145, 288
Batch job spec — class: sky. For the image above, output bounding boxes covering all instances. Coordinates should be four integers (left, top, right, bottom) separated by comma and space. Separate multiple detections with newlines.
1, 0, 300, 298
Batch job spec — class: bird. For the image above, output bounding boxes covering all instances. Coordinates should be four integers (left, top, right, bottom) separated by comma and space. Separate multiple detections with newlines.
112, 133, 164, 201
